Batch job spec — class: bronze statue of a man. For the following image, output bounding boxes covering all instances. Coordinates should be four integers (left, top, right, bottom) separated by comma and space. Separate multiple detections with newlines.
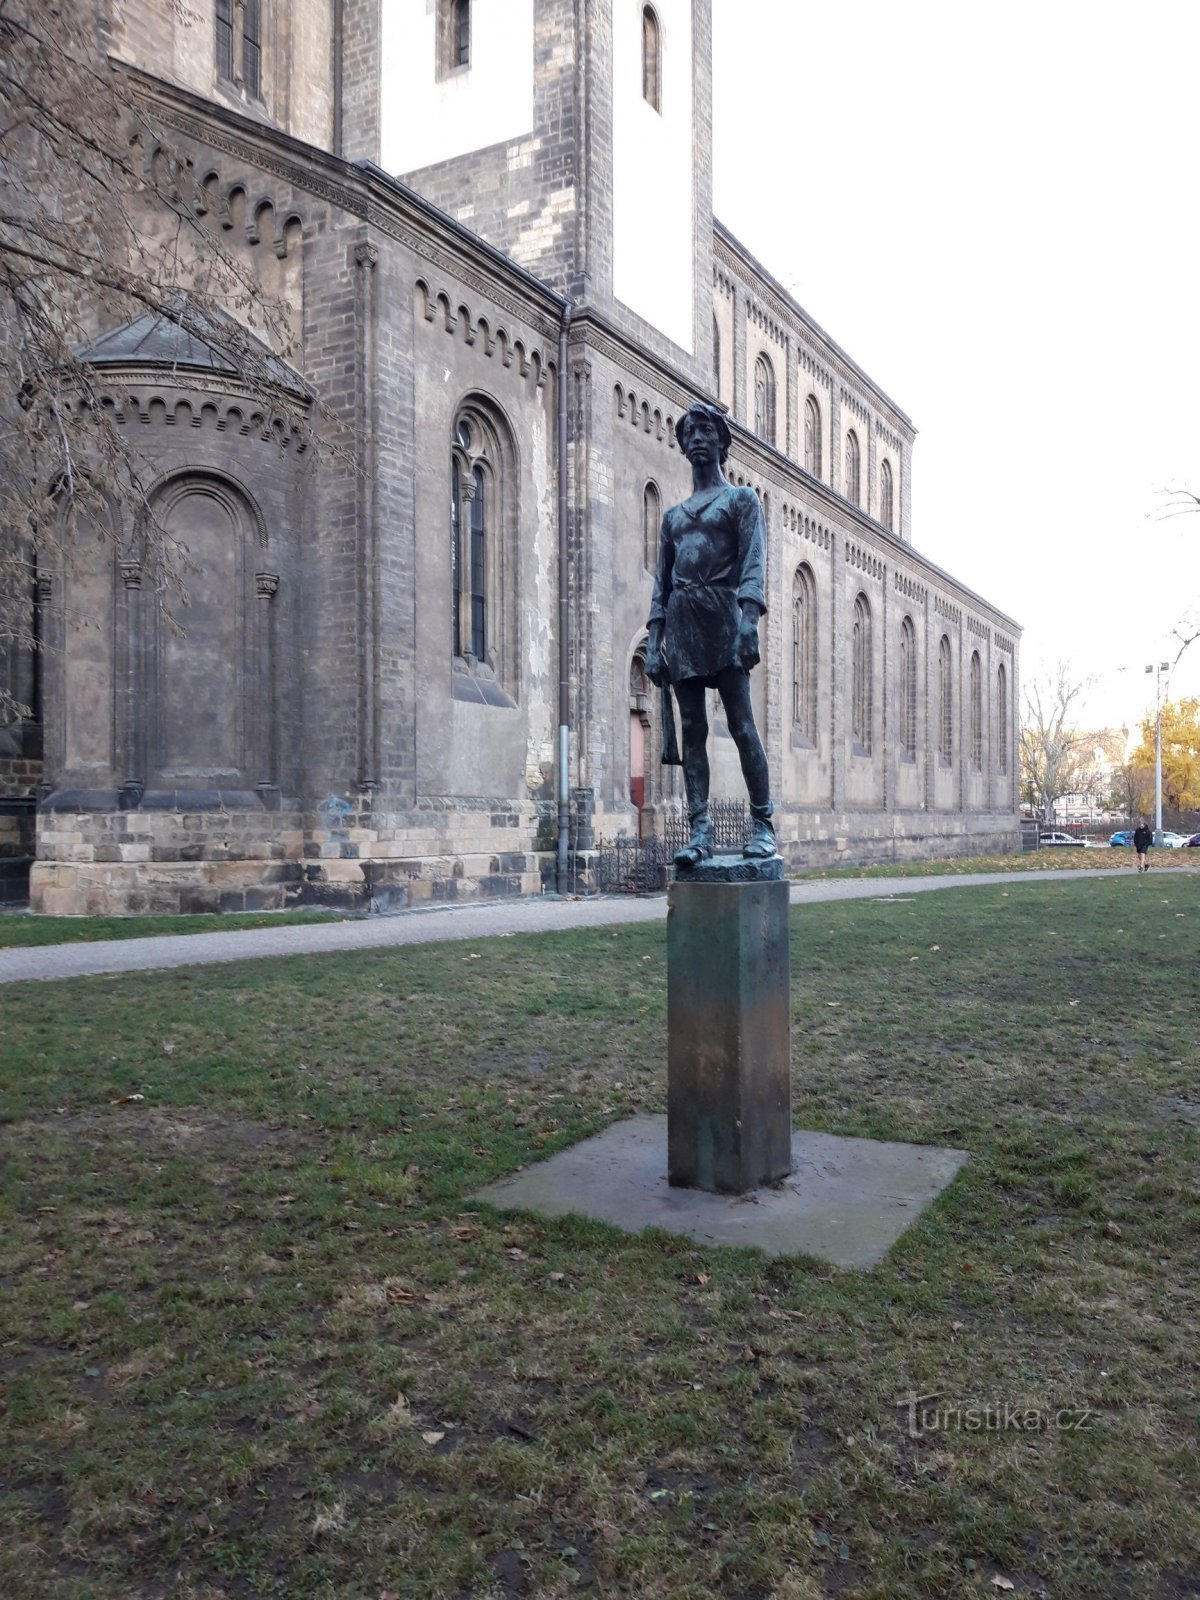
646, 402, 775, 868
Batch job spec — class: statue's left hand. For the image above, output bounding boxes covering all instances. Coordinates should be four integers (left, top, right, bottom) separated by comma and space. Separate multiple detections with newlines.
736, 612, 761, 671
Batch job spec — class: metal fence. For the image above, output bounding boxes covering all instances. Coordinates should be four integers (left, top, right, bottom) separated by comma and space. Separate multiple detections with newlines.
592, 799, 751, 894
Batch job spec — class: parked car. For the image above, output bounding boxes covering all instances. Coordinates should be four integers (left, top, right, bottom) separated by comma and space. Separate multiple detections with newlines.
1109, 830, 1134, 847
1159, 831, 1189, 848
1186, 833, 1200, 848
1040, 831, 1085, 848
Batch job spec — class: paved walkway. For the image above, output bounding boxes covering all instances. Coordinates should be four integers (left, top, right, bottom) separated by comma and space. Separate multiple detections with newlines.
0, 865, 1174, 985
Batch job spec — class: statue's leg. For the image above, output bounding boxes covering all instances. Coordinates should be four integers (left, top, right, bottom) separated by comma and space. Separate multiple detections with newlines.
716, 668, 775, 857
672, 679, 713, 866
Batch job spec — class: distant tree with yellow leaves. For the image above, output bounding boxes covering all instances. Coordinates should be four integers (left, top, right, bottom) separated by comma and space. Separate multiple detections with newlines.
1128, 698, 1200, 815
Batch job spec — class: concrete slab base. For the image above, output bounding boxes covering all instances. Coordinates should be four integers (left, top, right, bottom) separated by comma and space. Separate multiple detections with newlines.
473, 1115, 968, 1270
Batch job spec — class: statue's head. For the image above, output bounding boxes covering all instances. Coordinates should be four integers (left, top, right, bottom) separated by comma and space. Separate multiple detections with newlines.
676, 403, 732, 465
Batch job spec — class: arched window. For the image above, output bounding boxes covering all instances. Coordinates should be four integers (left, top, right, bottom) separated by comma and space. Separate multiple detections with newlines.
880, 458, 894, 530
804, 395, 822, 478
712, 314, 721, 398
450, 400, 518, 702
899, 615, 917, 760
791, 563, 816, 742
754, 353, 776, 446
970, 651, 983, 770
642, 6, 662, 112
845, 430, 861, 506
997, 662, 1008, 775
938, 635, 953, 761
643, 480, 662, 573
852, 593, 872, 753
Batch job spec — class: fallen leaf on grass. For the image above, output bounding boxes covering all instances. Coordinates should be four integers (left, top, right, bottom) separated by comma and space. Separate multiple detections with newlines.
110, 1093, 145, 1106
695, 1272, 710, 1286
421, 1430, 445, 1446
506, 1247, 527, 1261
991, 1579, 1015, 1593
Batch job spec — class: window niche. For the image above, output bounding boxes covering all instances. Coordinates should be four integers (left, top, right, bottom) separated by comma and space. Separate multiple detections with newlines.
450, 402, 518, 708
143, 473, 277, 796
215, 0, 263, 99
845, 429, 861, 506
997, 662, 1008, 775
851, 592, 872, 756
437, 0, 471, 78
642, 6, 662, 112
804, 394, 822, 479
880, 458, 894, 530
899, 614, 917, 761
643, 480, 662, 573
754, 354, 776, 446
790, 563, 816, 747
938, 634, 953, 764
970, 650, 983, 771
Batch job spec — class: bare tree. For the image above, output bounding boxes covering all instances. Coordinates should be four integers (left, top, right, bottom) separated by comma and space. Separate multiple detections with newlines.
0, 0, 307, 723
1019, 665, 1100, 826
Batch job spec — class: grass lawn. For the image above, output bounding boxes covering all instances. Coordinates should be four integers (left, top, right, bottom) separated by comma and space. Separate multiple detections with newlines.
1, 875, 1197, 1599
0, 909, 354, 950
801, 849, 1198, 880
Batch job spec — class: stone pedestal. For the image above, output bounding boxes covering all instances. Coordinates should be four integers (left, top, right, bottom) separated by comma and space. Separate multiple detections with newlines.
667, 855, 791, 1193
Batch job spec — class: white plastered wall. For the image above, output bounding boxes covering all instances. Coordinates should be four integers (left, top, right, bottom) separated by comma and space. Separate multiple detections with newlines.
612, 0, 694, 353
380, 0, 535, 173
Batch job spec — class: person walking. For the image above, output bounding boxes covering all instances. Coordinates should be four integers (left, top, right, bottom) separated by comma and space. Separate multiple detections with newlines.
1133, 820, 1152, 872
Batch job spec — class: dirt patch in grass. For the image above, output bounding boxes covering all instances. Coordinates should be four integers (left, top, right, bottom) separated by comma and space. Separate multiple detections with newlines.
1, 875, 1198, 1598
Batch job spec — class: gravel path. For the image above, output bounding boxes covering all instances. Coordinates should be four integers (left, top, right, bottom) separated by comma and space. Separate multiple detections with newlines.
0, 865, 1165, 985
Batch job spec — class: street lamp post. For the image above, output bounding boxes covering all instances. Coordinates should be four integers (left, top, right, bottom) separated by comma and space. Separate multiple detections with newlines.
1145, 661, 1170, 846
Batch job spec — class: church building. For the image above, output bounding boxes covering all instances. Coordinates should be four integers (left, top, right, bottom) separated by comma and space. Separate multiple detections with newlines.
0, 0, 1021, 915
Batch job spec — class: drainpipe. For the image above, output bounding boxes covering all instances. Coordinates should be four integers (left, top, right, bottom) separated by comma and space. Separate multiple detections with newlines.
556, 302, 572, 893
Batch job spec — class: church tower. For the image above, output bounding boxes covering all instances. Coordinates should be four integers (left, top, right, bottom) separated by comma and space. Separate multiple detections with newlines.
372, 0, 714, 390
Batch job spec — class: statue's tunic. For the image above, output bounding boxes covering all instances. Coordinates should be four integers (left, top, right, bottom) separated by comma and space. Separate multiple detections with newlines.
649, 483, 767, 686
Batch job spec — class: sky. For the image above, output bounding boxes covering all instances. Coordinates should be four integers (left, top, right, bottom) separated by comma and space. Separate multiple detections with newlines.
710, 0, 1200, 742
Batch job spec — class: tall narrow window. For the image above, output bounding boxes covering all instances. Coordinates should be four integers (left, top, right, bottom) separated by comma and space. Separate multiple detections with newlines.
997, 663, 1008, 775
845, 430, 861, 506
643, 481, 662, 573
880, 458, 894, 530
938, 635, 953, 761
450, 401, 518, 704
899, 615, 916, 760
712, 315, 721, 397
242, 0, 262, 96
642, 6, 662, 112
754, 354, 776, 446
454, 0, 471, 67
804, 395, 822, 478
451, 455, 462, 659
852, 593, 872, 754
469, 465, 487, 660
215, 0, 234, 80
791, 564, 816, 742
217, 0, 263, 94
970, 651, 982, 770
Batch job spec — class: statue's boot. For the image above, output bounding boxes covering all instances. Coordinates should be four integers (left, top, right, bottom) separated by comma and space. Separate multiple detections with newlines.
743, 804, 776, 859
673, 809, 713, 869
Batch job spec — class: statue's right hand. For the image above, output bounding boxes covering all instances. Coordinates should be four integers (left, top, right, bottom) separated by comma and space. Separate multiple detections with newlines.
645, 650, 666, 687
